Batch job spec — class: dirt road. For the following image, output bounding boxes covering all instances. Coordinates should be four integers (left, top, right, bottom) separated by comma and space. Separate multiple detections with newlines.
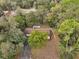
32, 31, 60, 59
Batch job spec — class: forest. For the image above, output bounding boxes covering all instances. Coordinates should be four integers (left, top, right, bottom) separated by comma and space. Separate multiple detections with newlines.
0, 0, 79, 59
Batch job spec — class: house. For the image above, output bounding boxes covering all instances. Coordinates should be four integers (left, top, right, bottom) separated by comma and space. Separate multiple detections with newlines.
24, 28, 53, 40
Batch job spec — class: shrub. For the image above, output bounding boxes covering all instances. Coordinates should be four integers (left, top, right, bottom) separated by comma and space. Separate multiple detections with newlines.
16, 12, 36, 27
28, 31, 48, 48
46, 4, 62, 28
0, 42, 16, 59
25, 12, 39, 27
0, 0, 16, 10
16, 0, 34, 9
58, 19, 79, 59
15, 15, 27, 31
0, 16, 26, 59
46, 0, 79, 28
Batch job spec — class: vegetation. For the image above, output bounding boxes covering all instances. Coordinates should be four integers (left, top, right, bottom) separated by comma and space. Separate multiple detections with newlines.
28, 31, 48, 48
0, 0, 79, 59
58, 19, 79, 59
46, 0, 79, 28
0, 16, 26, 59
15, 14, 27, 31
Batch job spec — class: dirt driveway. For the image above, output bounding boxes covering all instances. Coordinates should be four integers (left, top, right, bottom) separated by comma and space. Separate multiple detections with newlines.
31, 31, 60, 59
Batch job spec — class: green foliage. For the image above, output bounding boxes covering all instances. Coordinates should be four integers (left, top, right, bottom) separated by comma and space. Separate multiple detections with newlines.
61, 0, 79, 4
0, 0, 16, 10
47, 4, 62, 28
26, 12, 38, 26
15, 15, 28, 31
0, 42, 16, 59
58, 19, 79, 59
0, 16, 26, 59
7, 27, 25, 44
35, 0, 52, 10
28, 31, 48, 48
0, 0, 53, 10
46, 0, 79, 28
58, 19, 79, 33
0, 0, 79, 59
16, 0, 34, 9
16, 11, 42, 27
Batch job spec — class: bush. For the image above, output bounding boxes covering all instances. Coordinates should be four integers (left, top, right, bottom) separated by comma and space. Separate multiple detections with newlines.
16, 12, 38, 27
46, 0, 79, 28
15, 15, 28, 31
58, 19, 79, 59
0, 42, 16, 59
0, 16, 26, 59
28, 31, 48, 48
16, 0, 34, 9
0, 0, 16, 10
25, 12, 40, 27
46, 4, 62, 28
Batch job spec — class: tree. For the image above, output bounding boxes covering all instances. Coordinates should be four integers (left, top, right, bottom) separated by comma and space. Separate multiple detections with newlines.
53, 0, 60, 3
46, 0, 79, 28
15, 14, 28, 31
46, 4, 62, 28
16, 0, 34, 9
58, 19, 79, 59
25, 12, 39, 27
0, 16, 26, 59
0, 0, 16, 10
28, 31, 48, 48
0, 42, 16, 59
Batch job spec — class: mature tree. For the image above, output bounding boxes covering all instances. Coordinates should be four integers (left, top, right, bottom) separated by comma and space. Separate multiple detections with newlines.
0, 16, 26, 59
53, 0, 60, 3
46, 0, 79, 28
16, 0, 34, 9
15, 14, 28, 31
0, 0, 16, 10
58, 19, 79, 59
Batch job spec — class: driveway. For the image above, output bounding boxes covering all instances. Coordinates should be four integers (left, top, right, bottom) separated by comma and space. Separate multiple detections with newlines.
31, 31, 60, 59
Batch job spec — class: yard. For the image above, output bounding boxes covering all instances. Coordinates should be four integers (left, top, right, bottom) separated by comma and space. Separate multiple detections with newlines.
0, 0, 79, 59
16, 30, 79, 59
15, 30, 60, 59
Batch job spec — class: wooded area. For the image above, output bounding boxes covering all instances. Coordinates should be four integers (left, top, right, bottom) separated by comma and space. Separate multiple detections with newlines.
0, 0, 79, 59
